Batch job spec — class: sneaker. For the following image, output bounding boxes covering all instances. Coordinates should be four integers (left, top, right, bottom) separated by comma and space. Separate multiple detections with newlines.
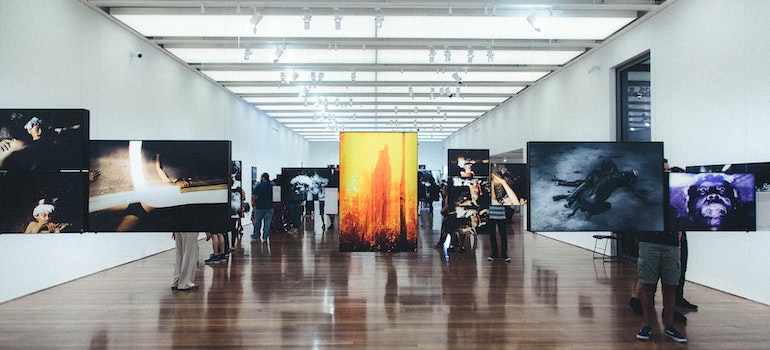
204, 255, 220, 263
677, 298, 698, 310
504, 257, 511, 263
448, 246, 455, 252
664, 327, 687, 343
487, 256, 496, 261
629, 297, 643, 315
217, 253, 227, 260
460, 247, 467, 253
636, 325, 652, 340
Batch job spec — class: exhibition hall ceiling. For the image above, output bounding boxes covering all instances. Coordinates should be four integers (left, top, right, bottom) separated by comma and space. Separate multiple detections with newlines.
86, 0, 667, 142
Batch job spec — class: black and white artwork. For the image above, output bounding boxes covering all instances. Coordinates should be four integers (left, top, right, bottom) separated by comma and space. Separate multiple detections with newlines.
230, 160, 244, 218
281, 168, 332, 202
447, 149, 490, 178
669, 173, 756, 231
527, 142, 664, 232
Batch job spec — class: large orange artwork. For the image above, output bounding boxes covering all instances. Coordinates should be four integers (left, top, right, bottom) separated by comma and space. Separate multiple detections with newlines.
339, 132, 418, 252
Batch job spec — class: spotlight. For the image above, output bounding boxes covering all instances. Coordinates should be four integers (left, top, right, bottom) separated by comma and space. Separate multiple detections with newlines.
467, 47, 474, 63
291, 71, 299, 82
375, 9, 384, 28
350, 71, 356, 82
334, 8, 343, 30
444, 46, 451, 62
487, 49, 494, 62
452, 72, 463, 84
272, 46, 284, 63
303, 7, 311, 30
243, 48, 252, 60
429, 47, 436, 63
527, 12, 542, 32
246, 10, 263, 34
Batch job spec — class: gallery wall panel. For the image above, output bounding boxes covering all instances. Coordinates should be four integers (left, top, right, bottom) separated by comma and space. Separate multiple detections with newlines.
339, 132, 418, 252
527, 142, 664, 232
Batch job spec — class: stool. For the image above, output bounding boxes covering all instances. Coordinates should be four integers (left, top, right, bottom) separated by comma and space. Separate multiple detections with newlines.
592, 234, 618, 262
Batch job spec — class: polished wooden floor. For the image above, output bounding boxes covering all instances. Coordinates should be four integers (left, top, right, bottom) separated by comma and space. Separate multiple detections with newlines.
1, 208, 769, 349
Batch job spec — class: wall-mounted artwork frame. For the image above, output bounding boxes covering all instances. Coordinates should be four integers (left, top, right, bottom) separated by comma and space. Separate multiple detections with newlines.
280, 168, 333, 202
669, 172, 756, 231
527, 142, 664, 232
87, 140, 231, 232
0, 172, 87, 233
447, 149, 490, 178
490, 163, 528, 206
0, 109, 89, 171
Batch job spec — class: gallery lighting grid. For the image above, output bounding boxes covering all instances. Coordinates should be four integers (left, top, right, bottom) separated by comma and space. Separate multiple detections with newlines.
97, 1, 659, 141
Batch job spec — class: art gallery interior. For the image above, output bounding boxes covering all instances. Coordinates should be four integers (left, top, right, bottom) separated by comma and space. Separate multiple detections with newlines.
2, 0, 770, 348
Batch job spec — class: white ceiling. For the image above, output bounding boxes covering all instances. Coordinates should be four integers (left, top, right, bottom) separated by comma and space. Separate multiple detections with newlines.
86, 0, 665, 142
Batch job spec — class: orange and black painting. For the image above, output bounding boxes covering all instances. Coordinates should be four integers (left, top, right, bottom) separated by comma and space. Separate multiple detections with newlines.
339, 132, 418, 252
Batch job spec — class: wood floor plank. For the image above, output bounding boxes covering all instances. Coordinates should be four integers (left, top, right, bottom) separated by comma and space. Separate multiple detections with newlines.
1, 211, 769, 349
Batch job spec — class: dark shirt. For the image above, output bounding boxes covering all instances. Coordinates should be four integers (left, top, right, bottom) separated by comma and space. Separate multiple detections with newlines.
638, 231, 679, 246
253, 181, 273, 210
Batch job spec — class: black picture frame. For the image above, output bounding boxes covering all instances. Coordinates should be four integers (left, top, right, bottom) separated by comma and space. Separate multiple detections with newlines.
87, 140, 231, 232
527, 141, 665, 232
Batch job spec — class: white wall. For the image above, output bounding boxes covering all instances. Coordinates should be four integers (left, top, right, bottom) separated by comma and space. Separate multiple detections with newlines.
0, 0, 308, 303
444, 0, 770, 305
307, 140, 448, 179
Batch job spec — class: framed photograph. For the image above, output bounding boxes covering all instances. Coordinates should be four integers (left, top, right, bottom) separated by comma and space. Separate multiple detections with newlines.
447, 149, 490, 178
669, 172, 756, 231
280, 168, 333, 202
0, 172, 87, 233
527, 142, 665, 232
687, 162, 770, 192
87, 140, 231, 232
446, 177, 490, 235
490, 163, 527, 206
339, 132, 418, 252
230, 160, 244, 218
0, 109, 89, 171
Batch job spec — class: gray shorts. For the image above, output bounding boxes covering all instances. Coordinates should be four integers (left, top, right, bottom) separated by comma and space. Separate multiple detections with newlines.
637, 241, 681, 286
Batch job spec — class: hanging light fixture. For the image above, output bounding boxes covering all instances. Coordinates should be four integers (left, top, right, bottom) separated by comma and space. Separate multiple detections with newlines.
246, 9, 263, 34
272, 45, 285, 63
303, 7, 312, 30
375, 8, 384, 28
334, 8, 343, 30
243, 48, 252, 60
527, 12, 542, 32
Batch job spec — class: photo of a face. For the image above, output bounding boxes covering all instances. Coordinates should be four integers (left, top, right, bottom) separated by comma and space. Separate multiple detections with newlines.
0, 109, 88, 171
669, 173, 755, 231
0, 172, 87, 233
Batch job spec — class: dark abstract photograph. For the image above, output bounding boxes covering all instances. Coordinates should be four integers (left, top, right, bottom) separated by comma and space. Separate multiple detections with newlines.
88, 140, 231, 232
669, 172, 755, 231
0, 109, 89, 171
447, 149, 490, 178
0, 172, 87, 233
527, 142, 664, 232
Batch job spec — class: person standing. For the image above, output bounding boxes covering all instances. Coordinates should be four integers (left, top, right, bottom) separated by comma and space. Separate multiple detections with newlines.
172, 232, 199, 291
252, 172, 275, 241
